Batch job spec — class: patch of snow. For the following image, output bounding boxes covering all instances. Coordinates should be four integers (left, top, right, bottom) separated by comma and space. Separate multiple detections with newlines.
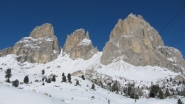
78, 38, 91, 46
24, 44, 40, 49
168, 58, 174, 62
53, 50, 58, 54
0, 84, 61, 104
45, 38, 54, 41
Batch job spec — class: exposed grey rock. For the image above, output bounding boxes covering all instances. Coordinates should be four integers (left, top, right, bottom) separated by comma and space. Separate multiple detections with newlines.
63, 29, 98, 60
101, 13, 185, 72
0, 23, 61, 63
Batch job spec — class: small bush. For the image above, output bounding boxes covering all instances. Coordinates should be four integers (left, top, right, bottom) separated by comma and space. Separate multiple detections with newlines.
12, 79, 19, 87
75, 80, 80, 86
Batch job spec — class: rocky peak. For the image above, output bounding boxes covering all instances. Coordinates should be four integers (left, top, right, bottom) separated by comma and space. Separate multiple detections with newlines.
0, 23, 61, 63
63, 29, 98, 60
101, 13, 185, 72
30, 23, 54, 39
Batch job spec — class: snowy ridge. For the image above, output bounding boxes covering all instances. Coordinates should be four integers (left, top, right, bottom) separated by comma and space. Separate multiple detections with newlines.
16, 36, 54, 49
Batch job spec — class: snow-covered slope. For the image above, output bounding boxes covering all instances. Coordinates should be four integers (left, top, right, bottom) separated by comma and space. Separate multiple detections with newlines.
0, 51, 180, 83
0, 51, 185, 104
0, 68, 184, 104
0, 84, 61, 104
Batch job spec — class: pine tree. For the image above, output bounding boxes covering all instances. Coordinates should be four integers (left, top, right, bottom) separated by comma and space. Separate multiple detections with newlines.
5, 69, 12, 82
128, 86, 132, 96
91, 83, 95, 90
150, 85, 160, 98
158, 88, 164, 99
81, 75, 85, 80
12, 79, 19, 87
47, 78, 51, 83
45, 77, 47, 82
67, 73, 71, 83
170, 77, 172, 82
177, 99, 183, 104
165, 88, 170, 97
52, 75, 56, 82
7, 78, 10, 83
62, 75, 66, 82
62, 73, 65, 77
42, 77, 45, 82
23, 75, 29, 84
42, 69, 45, 75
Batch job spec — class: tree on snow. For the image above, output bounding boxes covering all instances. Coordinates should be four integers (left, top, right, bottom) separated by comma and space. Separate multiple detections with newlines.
52, 75, 56, 82
12, 79, 19, 87
23, 75, 29, 84
91, 83, 95, 90
42, 69, 45, 75
75, 80, 80, 86
62, 75, 66, 82
62, 73, 65, 77
47, 77, 51, 83
67, 73, 72, 83
158, 88, 165, 99
5, 69, 12, 83
81, 75, 85, 80
177, 99, 183, 104
165, 88, 170, 97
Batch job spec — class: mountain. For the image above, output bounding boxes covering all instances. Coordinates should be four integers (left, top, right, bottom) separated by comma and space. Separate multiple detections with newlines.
0, 14, 185, 103
0, 14, 184, 72
63, 29, 98, 60
101, 13, 185, 72
0, 23, 61, 63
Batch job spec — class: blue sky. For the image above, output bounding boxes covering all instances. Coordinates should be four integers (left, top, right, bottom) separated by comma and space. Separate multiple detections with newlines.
0, 0, 185, 58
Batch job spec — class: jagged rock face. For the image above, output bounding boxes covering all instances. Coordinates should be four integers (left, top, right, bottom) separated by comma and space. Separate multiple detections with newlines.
101, 13, 185, 72
63, 29, 98, 60
30, 23, 54, 39
0, 23, 61, 63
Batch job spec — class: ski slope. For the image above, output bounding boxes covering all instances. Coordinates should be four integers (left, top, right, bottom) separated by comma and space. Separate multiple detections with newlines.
0, 51, 184, 104
0, 51, 179, 83
0, 84, 61, 104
